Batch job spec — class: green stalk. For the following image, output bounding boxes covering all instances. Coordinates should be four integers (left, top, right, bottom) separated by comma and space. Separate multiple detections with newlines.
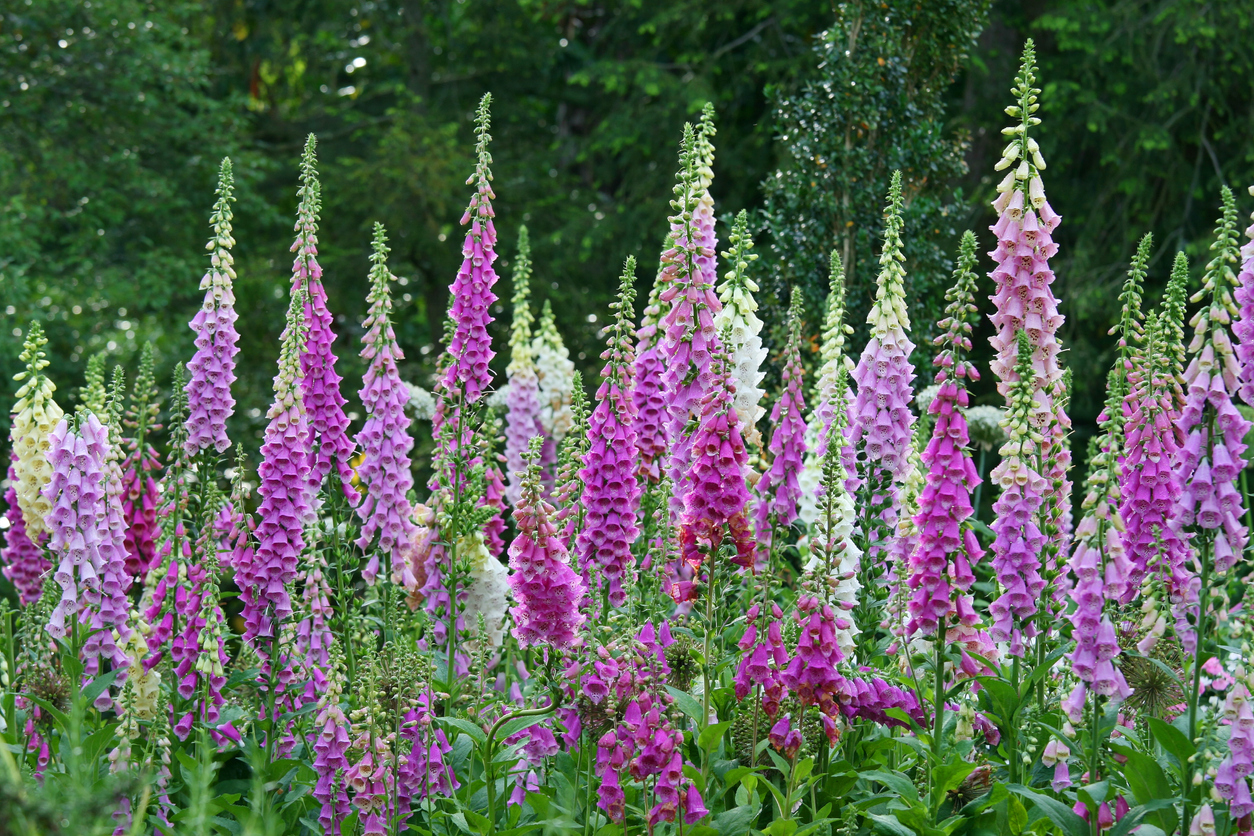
483, 704, 556, 836
933, 619, 946, 790
1089, 690, 1101, 836
1183, 532, 1212, 833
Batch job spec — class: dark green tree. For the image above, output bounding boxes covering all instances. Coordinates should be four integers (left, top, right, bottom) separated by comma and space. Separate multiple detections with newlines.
759, 0, 989, 355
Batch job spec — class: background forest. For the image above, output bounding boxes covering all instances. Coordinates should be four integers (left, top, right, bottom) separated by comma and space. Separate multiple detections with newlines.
2, 0, 1253, 473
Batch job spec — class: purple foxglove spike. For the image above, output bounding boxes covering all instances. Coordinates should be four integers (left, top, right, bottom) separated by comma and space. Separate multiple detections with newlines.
355, 224, 416, 584
2, 456, 50, 605
576, 259, 641, 607
906, 232, 987, 639
632, 267, 670, 484
291, 136, 358, 505
237, 286, 311, 645
185, 158, 241, 457
1235, 185, 1254, 406
509, 437, 587, 648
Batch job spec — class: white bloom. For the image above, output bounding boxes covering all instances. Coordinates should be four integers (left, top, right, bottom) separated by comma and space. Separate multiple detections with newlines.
460, 532, 510, 653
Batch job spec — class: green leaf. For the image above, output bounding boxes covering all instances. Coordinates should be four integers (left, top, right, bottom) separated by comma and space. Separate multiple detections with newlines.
1108, 800, 1176, 836
1146, 716, 1194, 768
1007, 785, 1088, 836
1007, 795, 1028, 835
713, 804, 759, 836
495, 713, 551, 742
699, 721, 733, 752
439, 717, 489, 746
1078, 780, 1108, 806
866, 812, 916, 836
974, 676, 1019, 724
766, 819, 798, 836
932, 761, 977, 797
862, 769, 919, 802
1117, 754, 1177, 834
665, 686, 704, 727
81, 667, 123, 707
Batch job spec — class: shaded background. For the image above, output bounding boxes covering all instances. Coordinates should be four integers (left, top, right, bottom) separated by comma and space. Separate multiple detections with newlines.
2, 0, 1252, 473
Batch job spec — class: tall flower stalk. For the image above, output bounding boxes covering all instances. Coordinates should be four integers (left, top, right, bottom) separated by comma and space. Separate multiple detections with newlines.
355, 224, 416, 585
184, 157, 240, 458
10, 322, 63, 540
292, 135, 357, 505
576, 258, 640, 608
714, 211, 766, 451
505, 226, 543, 508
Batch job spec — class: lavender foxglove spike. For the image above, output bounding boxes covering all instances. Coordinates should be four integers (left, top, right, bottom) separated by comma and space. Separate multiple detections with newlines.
185, 158, 240, 457
291, 135, 358, 505
355, 224, 416, 585
505, 226, 544, 507
848, 171, 916, 563
576, 259, 641, 607
988, 331, 1048, 655
509, 437, 587, 648
987, 42, 1073, 568
632, 266, 670, 483
1, 457, 48, 605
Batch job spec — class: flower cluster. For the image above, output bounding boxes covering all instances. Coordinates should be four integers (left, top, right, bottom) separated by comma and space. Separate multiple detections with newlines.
713, 211, 766, 449
754, 286, 807, 558
2, 457, 49, 605
9, 323, 63, 540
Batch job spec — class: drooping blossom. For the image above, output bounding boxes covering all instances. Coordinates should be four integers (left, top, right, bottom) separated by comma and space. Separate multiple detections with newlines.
355, 223, 415, 584
237, 286, 311, 645
504, 226, 544, 507
673, 336, 754, 601
658, 122, 724, 515
986, 41, 1072, 567
346, 658, 398, 835
121, 343, 162, 579
2, 457, 49, 605
781, 595, 851, 744
907, 231, 987, 638
291, 134, 357, 505
509, 437, 587, 648
1173, 188, 1249, 656
714, 210, 766, 449
987, 331, 1048, 655
43, 414, 131, 697
9, 322, 63, 539
576, 259, 641, 607
534, 299, 576, 471
460, 530, 510, 659
847, 171, 916, 563
184, 157, 240, 458
398, 689, 459, 805
754, 286, 807, 559
799, 252, 855, 525
1234, 184, 1254, 406
1215, 683, 1254, 820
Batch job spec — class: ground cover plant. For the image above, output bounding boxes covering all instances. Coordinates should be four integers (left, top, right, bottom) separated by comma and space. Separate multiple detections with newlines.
3, 41, 1254, 836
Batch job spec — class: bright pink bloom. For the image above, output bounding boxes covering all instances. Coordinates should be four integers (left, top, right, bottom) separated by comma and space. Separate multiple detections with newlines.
1234, 185, 1254, 406
2, 457, 49, 604
754, 288, 807, 558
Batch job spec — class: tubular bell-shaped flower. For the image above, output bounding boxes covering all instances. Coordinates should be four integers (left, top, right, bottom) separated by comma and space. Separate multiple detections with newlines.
509, 437, 587, 648
10, 322, 63, 540
799, 252, 855, 525
848, 171, 916, 563
988, 331, 1048, 654
576, 258, 641, 607
754, 286, 808, 559
907, 231, 986, 637
674, 335, 754, 601
356, 224, 416, 585
659, 123, 724, 515
505, 226, 543, 507
714, 211, 766, 450
292, 135, 357, 505
238, 288, 311, 644
987, 40, 1072, 567
184, 157, 240, 458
